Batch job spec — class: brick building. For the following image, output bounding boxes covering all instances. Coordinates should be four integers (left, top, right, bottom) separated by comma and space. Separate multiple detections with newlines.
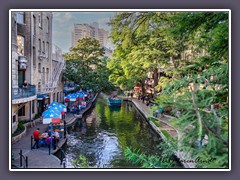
11, 11, 65, 133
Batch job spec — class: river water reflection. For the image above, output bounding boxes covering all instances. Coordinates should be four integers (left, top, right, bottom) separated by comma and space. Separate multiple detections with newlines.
65, 95, 171, 168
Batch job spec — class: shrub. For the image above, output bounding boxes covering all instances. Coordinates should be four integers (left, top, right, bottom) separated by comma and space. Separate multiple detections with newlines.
12, 121, 25, 137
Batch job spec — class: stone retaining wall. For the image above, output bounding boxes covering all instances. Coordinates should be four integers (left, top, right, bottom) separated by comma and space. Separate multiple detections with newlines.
12, 125, 27, 144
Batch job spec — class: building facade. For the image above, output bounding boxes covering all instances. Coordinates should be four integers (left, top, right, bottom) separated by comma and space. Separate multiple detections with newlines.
71, 22, 109, 47
11, 11, 65, 134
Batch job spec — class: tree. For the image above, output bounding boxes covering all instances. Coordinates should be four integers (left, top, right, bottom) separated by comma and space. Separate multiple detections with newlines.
63, 37, 115, 92
109, 11, 229, 168
108, 12, 176, 94
153, 12, 229, 168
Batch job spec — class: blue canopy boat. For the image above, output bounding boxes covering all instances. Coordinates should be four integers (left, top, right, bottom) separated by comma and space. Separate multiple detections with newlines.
108, 97, 122, 107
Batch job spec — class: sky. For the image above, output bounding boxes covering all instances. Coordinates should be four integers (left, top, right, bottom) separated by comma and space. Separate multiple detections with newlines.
52, 12, 116, 53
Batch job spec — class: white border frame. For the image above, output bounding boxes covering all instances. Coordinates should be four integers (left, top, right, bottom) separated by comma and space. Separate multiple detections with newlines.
9, 9, 231, 171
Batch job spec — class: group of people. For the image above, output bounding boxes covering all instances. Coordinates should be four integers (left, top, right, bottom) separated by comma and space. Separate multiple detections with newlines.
68, 103, 82, 114
137, 94, 155, 106
32, 128, 60, 149
66, 92, 93, 114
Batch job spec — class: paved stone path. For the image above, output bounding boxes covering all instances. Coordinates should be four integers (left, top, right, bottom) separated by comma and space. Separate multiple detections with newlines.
11, 121, 62, 169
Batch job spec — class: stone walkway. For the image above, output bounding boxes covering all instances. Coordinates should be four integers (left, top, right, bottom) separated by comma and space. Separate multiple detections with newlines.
11, 121, 63, 169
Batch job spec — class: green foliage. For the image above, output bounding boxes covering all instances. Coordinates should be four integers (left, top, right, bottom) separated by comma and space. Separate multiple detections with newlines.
124, 146, 175, 168
12, 121, 25, 137
63, 38, 115, 92
110, 11, 229, 168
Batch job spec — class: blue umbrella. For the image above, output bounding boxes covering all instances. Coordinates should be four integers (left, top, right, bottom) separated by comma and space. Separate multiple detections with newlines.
49, 101, 59, 107
42, 110, 61, 124
55, 103, 67, 112
48, 106, 62, 113
68, 93, 78, 101
49, 101, 67, 112
42, 107, 61, 116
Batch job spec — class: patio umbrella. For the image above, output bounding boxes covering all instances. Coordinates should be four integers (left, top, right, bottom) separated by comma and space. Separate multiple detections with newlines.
69, 93, 78, 101
76, 93, 85, 101
49, 102, 67, 112
48, 106, 62, 114
57, 103, 67, 112
64, 94, 70, 102
42, 110, 61, 124
49, 101, 59, 107
42, 107, 61, 117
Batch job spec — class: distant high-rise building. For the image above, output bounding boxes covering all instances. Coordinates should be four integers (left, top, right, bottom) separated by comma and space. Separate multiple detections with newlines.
71, 22, 109, 47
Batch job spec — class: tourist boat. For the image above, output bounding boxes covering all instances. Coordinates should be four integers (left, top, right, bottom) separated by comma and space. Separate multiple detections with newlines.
108, 97, 122, 107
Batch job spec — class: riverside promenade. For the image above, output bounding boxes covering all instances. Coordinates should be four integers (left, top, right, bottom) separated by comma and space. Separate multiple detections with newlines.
11, 93, 99, 169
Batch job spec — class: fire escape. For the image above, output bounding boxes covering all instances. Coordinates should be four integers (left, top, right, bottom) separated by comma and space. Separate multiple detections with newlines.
42, 45, 65, 93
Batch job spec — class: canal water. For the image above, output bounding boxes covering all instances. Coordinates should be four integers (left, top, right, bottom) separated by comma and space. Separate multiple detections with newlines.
64, 94, 176, 168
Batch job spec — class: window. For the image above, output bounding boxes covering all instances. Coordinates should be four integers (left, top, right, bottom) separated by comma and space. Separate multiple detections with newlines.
38, 82, 41, 92
46, 42, 49, 58
42, 67, 45, 84
32, 100, 35, 113
38, 13, 42, 27
17, 35, 25, 55
12, 115, 16, 123
16, 12, 24, 24
57, 92, 59, 102
18, 71, 25, 88
18, 105, 25, 116
33, 47, 36, 67
38, 39, 41, 52
33, 15, 36, 35
38, 63, 41, 72
53, 93, 55, 101
43, 41, 45, 53
47, 17, 49, 33
46, 68, 49, 82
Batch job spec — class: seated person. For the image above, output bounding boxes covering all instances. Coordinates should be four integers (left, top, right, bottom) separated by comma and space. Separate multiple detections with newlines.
46, 136, 54, 148
22, 80, 28, 88
41, 131, 49, 138
52, 129, 60, 139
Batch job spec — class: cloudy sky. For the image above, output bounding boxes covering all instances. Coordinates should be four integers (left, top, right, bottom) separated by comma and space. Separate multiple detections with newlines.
52, 12, 116, 53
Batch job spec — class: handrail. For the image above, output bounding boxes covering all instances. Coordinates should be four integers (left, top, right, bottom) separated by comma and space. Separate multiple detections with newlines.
57, 144, 66, 168
19, 149, 28, 168
12, 85, 36, 100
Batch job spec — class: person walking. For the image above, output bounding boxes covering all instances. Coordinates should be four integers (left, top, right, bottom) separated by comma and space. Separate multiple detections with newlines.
32, 128, 40, 149
61, 111, 65, 120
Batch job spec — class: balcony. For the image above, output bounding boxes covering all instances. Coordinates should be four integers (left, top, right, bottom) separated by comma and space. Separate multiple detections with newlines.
12, 85, 37, 104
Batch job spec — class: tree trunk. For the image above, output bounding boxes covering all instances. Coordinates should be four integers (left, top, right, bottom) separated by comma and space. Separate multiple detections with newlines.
140, 81, 145, 97
153, 68, 158, 95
